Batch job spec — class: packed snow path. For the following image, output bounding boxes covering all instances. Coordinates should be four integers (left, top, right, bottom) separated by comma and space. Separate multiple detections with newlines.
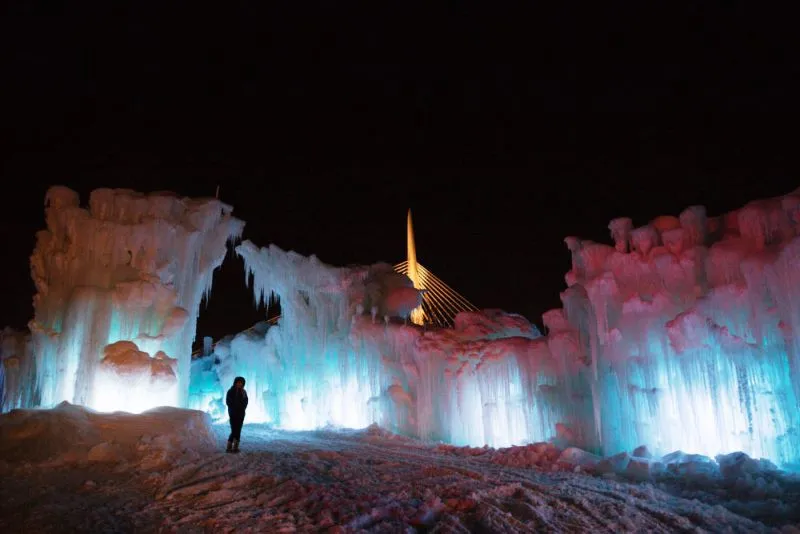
0, 424, 797, 533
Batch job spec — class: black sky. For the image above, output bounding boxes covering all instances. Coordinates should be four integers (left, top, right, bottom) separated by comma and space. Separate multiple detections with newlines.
1, 4, 798, 342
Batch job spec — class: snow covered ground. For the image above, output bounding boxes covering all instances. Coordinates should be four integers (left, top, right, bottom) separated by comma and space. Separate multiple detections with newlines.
1, 405, 799, 533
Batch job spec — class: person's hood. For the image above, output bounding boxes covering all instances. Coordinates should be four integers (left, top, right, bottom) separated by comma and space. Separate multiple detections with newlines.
233, 376, 246, 387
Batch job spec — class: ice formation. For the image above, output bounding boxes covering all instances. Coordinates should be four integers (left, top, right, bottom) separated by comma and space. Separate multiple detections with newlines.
3, 184, 800, 471
0, 327, 34, 412
561, 191, 800, 468
191, 241, 579, 449
24, 186, 243, 413
188, 188, 800, 469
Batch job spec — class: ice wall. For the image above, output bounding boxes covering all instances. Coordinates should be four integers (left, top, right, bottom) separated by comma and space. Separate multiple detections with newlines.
192, 310, 575, 449
191, 241, 586, 448
231, 242, 396, 430
26, 186, 244, 412
0, 327, 35, 412
560, 188, 800, 468
367, 310, 588, 448
11, 183, 793, 468
189, 188, 800, 468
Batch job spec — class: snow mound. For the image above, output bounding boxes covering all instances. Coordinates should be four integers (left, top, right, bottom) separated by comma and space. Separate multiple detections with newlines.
0, 402, 215, 468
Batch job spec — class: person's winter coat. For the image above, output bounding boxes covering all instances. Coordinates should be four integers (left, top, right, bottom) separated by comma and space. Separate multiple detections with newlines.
226, 377, 248, 416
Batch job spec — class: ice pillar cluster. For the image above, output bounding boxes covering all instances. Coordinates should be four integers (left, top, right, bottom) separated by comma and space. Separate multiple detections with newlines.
27, 186, 243, 413
561, 188, 800, 468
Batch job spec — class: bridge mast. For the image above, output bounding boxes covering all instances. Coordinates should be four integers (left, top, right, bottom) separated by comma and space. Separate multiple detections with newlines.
406, 209, 425, 325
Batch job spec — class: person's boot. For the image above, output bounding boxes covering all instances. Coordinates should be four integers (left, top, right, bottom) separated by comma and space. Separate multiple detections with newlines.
226, 440, 233, 453
232, 439, 240, 453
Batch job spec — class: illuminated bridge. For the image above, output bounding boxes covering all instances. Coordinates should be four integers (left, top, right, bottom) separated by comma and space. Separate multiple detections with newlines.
194, 210, 476, 356
393, 209, 478, 328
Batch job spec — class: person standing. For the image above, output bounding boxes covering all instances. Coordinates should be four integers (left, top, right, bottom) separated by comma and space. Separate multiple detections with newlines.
225, 376, 248, 453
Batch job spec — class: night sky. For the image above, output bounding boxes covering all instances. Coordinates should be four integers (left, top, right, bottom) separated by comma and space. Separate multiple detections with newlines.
1, 4, 797, 344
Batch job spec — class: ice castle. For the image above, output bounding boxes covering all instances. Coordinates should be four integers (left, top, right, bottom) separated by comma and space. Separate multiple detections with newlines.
2, 185, 799, 470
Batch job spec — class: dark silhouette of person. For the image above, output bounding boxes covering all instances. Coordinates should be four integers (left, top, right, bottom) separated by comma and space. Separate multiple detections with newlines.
225, 376, 248, 453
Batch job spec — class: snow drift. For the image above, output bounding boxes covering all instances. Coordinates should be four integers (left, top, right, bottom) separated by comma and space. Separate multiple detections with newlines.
0, 402, 215, 468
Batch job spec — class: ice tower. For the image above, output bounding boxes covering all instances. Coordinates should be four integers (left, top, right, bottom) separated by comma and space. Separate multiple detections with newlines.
559, 190, 800, 467
28, 186, 244, 412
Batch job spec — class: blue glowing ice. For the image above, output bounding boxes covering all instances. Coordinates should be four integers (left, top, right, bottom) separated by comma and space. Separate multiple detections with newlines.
4, 185, 799, 472
24, 186, 243, 413
560, 195, 800, 468
188, 189, 800, 470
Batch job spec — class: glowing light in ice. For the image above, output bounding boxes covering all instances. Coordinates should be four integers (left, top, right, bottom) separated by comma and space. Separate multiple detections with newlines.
6, 185, 800, 471
90, 341, 179, 414
26, 186, 243, 412
190, 190, 800, 469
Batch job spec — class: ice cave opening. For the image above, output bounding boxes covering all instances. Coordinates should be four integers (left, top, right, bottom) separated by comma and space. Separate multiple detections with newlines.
2, 185, 800, 472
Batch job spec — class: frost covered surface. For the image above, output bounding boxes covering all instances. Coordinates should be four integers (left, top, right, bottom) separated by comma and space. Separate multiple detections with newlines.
0, 407, 798, 533
23, 186, 244, 412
